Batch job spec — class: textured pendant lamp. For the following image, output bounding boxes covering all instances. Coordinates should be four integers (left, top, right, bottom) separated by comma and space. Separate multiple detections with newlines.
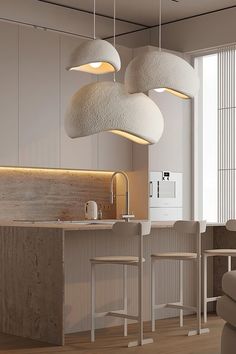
124, 0, 199, 99
65, 0, 164, 145
65, 81, 164, 145
66, 0, 121, 74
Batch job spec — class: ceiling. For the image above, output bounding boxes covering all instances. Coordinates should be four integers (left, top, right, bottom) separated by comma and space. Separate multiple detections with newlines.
39, 0, 236, 28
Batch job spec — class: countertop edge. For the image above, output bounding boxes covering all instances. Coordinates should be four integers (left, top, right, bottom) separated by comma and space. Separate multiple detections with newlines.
0, 220, 225, 230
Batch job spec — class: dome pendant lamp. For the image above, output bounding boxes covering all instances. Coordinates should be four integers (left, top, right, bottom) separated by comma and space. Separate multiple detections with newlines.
65, 0, 164, 145
66, 0, 121, 74
124, 0, 199, 99
65, 81, 164, 145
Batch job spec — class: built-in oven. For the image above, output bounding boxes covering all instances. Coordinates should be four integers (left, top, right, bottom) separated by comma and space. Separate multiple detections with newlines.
149, 171, 183, 221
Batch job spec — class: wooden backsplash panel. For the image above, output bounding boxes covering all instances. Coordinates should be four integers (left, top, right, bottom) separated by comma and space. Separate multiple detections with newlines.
0, 168, 116, 220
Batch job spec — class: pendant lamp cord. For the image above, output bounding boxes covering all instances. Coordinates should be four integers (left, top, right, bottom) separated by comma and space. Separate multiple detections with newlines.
113, 0, 116, 82
93, 0, 96, 39
159, 0, 162, 52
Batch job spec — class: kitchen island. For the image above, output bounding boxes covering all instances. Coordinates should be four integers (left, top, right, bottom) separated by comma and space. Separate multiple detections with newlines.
0, 220, 222, 345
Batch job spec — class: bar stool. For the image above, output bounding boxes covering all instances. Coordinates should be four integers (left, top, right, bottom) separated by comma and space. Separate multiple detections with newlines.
90, 221, 153, 347
151, 220, 209, 336
203, 219, 236, 323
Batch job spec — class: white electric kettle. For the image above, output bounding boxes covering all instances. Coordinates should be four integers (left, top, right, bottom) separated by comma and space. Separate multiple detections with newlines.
85, 201, 98, 220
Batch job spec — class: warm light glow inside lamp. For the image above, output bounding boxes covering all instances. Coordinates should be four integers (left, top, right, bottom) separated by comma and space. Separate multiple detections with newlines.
124, 0, 199, 98
66, 0, 121, 74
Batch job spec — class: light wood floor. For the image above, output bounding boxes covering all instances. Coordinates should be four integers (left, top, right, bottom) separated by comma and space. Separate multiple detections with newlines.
0, 314, 222, 354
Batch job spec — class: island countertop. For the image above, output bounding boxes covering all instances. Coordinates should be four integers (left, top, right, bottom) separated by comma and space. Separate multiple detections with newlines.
0, 219, 225, 230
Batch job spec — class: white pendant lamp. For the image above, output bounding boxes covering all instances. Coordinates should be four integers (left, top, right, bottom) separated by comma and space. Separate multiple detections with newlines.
66, 0, 121, 74
125, 50, 199, 98
67, 39, 121, 74
124, 0, 199, 99
65, 81, 164, 145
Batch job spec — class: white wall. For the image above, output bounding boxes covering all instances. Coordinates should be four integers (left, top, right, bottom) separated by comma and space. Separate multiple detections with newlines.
149, 90, 192, 219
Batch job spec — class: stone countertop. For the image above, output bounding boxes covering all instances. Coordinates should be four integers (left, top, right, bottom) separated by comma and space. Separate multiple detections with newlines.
0, 219, 174, 230
0, 220, 225, 231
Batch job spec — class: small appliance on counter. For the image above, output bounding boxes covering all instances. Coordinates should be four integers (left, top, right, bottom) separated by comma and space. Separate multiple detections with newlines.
149, 171, 183, 221
85, 201, 98, 220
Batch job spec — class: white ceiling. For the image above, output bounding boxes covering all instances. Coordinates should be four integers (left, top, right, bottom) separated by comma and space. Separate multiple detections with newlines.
40, 0, 236, 27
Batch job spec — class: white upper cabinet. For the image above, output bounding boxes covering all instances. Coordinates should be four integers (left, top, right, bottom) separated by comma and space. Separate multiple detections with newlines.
98, 132, 132, 171
0, 22, 19, 166
0, 23, 133, 171
19, 27, 60, 168
148, 90, 186, 171
60, 36, 98, 170
96, 45, 133, 171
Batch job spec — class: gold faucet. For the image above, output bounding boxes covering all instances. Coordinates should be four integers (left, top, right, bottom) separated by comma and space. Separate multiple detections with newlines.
110, 171, 134, 222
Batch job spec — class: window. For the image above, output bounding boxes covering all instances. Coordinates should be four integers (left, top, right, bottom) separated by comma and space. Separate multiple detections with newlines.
195, 46, 236, 222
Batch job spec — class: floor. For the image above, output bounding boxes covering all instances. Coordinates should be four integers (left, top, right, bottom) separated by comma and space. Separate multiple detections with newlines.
0, 314, 222, 354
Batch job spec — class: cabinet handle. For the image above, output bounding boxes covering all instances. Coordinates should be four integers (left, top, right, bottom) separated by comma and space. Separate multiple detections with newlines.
149, 181, 153, 197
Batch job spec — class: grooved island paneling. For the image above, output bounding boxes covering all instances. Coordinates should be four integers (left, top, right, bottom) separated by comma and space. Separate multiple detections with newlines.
0, 168, 116, 221
213, 226, 236, 296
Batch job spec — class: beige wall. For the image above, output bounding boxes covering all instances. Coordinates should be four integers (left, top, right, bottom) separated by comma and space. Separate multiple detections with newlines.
148, 90, 192, 219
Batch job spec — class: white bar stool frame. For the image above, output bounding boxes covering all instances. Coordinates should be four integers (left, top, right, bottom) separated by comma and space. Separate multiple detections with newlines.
151, 220, 209, 336
90, 221, 153, 347
203, 219, 236, 323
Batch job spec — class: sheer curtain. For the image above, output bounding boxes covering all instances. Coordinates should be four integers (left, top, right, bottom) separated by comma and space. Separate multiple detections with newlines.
195, 45, 236, 223
218, 46, 236, 222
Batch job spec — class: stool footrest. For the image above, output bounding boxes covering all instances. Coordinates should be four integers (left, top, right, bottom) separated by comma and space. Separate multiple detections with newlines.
155, 304, 168, 309
154, 302, 196, 312
188, 328, 210, 336
128, 338, 154, 347
166, 302, 197, 312
106, 311, 138, 321
206, 296, 221, 303
95, 309, 125, 318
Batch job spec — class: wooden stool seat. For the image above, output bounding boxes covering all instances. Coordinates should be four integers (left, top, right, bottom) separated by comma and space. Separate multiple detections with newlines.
204, 249, 236, 256
151, 252, 197, 260
90, 256, 145, 265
